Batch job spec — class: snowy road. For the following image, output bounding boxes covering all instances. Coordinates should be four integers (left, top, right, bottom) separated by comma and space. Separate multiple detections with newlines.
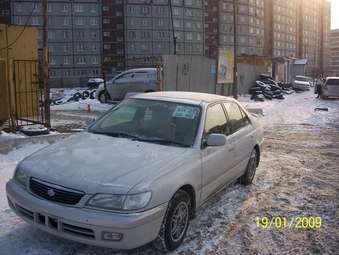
0, 91, 338, 255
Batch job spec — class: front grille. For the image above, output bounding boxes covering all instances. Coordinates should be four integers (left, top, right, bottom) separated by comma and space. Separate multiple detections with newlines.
16, 204, 34, 221
29, 178, 84, 205
63, 223, 95, 239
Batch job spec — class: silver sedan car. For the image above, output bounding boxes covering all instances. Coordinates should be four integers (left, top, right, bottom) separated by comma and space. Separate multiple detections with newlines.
6, 92, 264, 252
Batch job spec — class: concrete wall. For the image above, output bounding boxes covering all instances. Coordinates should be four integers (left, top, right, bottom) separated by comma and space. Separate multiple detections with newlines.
237, 63, 267, 94
162, 55, 217, 94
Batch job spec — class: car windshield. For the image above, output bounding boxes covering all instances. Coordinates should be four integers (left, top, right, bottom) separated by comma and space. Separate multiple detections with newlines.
88, 99, 201, 147
296, 77, 311, 82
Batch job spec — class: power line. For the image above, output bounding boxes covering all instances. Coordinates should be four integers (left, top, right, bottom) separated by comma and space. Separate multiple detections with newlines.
0, 6, 35, 51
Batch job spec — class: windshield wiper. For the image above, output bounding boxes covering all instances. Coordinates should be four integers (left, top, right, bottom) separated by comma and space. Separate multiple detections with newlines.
90, 131, 141, 140
133, 138, 190, 148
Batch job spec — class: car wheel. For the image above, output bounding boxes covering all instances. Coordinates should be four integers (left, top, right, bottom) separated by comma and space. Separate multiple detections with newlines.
240, 149, 258, 185
98, 91, 107, 103
153, 190, 191, 252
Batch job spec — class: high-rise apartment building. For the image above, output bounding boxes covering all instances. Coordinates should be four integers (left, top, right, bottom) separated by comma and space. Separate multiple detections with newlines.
321, 0, 331, 75
297, 0, 323, 76
102, 0, 125, 73
205, 0, 265, 59
328, 29, 339, 76
10, 0, 102, 87
264, 0, 298, 58
0, 0, 11, 24
101, 0, 204, 72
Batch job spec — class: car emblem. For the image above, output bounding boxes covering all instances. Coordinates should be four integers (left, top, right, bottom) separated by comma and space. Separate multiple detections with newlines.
47, 189, 56, 197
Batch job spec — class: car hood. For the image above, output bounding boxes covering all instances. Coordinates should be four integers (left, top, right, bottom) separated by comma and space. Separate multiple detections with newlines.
20, 132, 193, 194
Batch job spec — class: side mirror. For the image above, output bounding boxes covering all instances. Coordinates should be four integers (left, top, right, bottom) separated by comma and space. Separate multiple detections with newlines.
206, 133, 227, 147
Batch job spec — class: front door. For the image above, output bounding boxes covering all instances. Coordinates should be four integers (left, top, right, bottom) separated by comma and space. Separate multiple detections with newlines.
201, 103, 235, 202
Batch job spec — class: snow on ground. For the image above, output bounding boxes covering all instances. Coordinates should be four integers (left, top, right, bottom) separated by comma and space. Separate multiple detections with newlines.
0, 91, 338, 254
0, 132, 26, 141
51, 99, 112, 113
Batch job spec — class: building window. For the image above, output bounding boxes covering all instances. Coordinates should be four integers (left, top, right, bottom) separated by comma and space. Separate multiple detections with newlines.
104, 44, 111, 50
90, 18, 97, 26
103, 18, 110, 24
50, 57, 56, 65
62, 5, 68, 12
103, 32, 110, 37
103, 6, 109, 11
76, 17, 84, 26
33, 3, 40, 12
63, 17, 69, 26
64, 56, 70, 65
48, 31, 55, 39
186, 33, 193, 41
76, 56, 86, 64
92, 56, 99, 64
90, 6, 97, 13
74, 4, 84, 13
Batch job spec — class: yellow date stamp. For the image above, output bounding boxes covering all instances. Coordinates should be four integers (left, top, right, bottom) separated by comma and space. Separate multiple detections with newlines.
255, 216, 323, 229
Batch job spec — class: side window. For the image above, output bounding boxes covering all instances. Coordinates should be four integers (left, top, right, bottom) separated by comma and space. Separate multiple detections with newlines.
204, 104, 230, 137
224, 103, 248, 133
115, 72, 134, 83
239, 107, 250, 126
134, 72, 148, 82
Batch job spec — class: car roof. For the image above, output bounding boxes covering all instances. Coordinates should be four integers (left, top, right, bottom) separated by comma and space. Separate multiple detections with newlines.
133, 91, 236, 105
125, 68, 156, 73
296, 76, 312, 79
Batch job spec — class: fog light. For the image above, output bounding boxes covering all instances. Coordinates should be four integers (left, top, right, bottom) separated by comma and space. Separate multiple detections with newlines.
102, 231, 123, 241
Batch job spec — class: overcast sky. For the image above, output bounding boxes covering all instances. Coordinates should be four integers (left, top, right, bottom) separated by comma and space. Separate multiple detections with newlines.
331, 0, 339, 29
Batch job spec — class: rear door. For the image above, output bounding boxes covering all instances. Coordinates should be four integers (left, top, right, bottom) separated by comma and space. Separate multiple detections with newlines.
223, 102, 255, 179
109, 72, 134, 100
129, 71, 149, 93
201, 103, 235, 201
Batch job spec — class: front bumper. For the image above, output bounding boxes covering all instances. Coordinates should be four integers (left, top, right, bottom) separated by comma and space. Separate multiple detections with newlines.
6, 179, 167, 250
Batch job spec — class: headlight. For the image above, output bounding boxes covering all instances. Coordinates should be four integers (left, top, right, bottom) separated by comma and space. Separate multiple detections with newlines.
14, 165, 28, 186
123, 192, 152, 210
87, 192, 151, 211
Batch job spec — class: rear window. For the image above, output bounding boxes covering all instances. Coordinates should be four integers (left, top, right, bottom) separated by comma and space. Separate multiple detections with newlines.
326, 79, 339, 86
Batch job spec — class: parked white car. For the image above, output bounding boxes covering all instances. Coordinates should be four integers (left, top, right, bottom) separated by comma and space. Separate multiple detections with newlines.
321, 77, 339, 98
6, 92, 263, 252
292, 76, 312, 91
96, 68, 158, 103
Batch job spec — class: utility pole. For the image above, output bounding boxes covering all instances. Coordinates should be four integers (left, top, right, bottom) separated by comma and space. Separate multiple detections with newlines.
42, 0, 50, 127
169, 0, 177, 55
232, 0, 238, 99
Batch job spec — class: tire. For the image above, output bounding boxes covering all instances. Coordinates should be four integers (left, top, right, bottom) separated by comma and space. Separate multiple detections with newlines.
89, 90, 96, 99
153, 190, 191, 253
21, 125, 49, 136
240, 149, 258, 185
98, 91, 107, 103
82, 91, 90, 100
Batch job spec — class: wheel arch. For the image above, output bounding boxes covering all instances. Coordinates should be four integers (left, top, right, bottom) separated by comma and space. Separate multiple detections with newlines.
175, 184, 196, 219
